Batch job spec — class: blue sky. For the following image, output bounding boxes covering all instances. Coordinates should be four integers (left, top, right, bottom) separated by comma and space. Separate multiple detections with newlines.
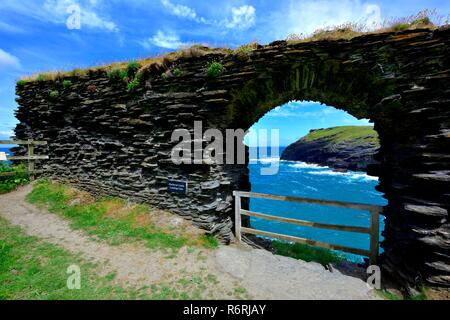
247, 101, 371, 146
1, 0, 449, 144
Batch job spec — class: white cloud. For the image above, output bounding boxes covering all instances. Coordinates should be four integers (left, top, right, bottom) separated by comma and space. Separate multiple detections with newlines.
0, 48, 21, 70
159, 0, 255, 30
0, 0, 118, 32
161, 0, 198, 21
224, 5, 256, 29
0, 130, 14, 137
43, 0, 118, 32
271, 0, 381, 39
143, 30, 190, 49
268, 101, 340, 118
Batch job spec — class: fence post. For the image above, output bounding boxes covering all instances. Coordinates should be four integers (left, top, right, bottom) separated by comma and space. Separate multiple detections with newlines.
234, 191, 242, 243
369, 209, 380, 265
27, 139, 35, 181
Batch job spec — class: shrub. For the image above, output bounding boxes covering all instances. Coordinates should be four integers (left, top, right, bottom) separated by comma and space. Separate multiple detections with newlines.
107, 68, 128, 81
207, 62, 224, 77
382, 9, 436, 32
126, 61, 141, 75
307, 23, 364, 41
16, 80, 28, 87
49, 90, 59, 99
63, 80, 72, 89
0, 164, 29, 194
391, 23, 410, 31
234, 42, 259, 56
172, 68, 183, 76
127, 72, 143, 92
36, 74, 47, 82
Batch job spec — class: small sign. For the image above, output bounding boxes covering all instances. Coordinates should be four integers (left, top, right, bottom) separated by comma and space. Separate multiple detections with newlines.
0, 152, 7, 161
168, 180, 188, 195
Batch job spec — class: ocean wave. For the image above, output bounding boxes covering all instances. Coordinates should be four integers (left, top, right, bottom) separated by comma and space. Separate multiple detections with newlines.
288, 162, 329, 170
249, 157, 280, 163
306, 170, 379, 181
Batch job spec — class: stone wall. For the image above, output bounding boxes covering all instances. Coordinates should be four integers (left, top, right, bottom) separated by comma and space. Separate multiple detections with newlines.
15, 27, 450, 289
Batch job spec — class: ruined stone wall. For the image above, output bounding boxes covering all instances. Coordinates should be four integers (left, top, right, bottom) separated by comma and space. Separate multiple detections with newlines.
15, 27, 450, 289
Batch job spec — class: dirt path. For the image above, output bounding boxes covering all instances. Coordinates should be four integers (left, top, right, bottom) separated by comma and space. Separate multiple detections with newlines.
0, 185, 379, 300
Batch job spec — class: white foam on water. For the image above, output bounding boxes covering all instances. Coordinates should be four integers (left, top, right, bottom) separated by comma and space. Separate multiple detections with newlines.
306, 170, 379, 181
250, 157, 280, 164
288, 161, 329, 170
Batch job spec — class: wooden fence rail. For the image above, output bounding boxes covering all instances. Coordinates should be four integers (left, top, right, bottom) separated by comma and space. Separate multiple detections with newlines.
233, 191, 382, 265
0, 140, 49, 181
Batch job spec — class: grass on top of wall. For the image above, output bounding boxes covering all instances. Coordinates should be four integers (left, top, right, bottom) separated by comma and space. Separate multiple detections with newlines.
26, 180, 218, 252
17, 10, 445, 84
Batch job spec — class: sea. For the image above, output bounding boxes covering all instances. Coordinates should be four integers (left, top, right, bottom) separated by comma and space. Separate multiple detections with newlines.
248, 147, 387, 262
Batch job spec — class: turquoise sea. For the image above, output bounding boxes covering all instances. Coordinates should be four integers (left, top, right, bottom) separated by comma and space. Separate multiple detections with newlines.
248, 147, 387, 262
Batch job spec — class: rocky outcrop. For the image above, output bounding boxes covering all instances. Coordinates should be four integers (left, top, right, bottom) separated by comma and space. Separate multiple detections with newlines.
281, 126, 379, 171
14, 27, 450, 289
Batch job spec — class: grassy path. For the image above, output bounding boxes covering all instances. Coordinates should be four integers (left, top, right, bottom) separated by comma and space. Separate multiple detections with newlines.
0, 182, 380, 300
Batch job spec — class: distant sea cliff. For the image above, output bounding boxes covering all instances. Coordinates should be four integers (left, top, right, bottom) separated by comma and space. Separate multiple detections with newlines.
281, 126, 379, 172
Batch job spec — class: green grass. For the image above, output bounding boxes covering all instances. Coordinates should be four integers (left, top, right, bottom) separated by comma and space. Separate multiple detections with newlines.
0, 217, 144, 300
26, 180, 218, 252
49, 90, 59, 99
0, 218, 226, 300
127, 72, 143, 92
272, 240, 344, 266
302, 126, 379, 146
16, 80, 28, 87
172, 68, 183, 76
0, 164, 29, 194
126, 61, 141, 75
63, 80, 72, 89
36, 74, 47, 82
107, 68, 128, 81
377, 288, 428, 300
207, 61, 224, 77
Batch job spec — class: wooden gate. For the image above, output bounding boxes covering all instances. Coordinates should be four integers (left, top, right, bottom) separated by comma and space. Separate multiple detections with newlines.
233, 191, 383, 265
0, 140, 48, 181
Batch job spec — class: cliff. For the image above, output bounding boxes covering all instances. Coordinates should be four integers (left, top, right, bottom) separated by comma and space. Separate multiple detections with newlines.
281, 126, 379, 172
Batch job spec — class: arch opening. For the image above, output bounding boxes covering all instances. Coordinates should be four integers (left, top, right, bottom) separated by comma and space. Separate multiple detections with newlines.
243, 100, 387, 263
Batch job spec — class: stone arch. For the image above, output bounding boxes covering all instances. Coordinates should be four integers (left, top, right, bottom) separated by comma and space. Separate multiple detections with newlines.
14, 28, 450, 290
216, 32, 450, 290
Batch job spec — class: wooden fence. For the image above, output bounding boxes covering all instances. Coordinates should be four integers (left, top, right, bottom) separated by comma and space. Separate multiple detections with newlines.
0, 140, 49, 181
233, 191, 383, 265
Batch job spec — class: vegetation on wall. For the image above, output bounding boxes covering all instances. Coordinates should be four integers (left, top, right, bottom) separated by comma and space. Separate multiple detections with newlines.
286, 9, 442, 43
16, 10, 446, 85
49, 90, 59, 99
62, 80, 72, 89
207, 62, 225, 77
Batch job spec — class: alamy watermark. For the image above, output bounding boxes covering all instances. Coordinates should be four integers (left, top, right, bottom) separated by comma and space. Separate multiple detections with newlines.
171, 121, 280, 175
366, 265, 381, 289
66, 4, 81, 30
67, 264, 81, 290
